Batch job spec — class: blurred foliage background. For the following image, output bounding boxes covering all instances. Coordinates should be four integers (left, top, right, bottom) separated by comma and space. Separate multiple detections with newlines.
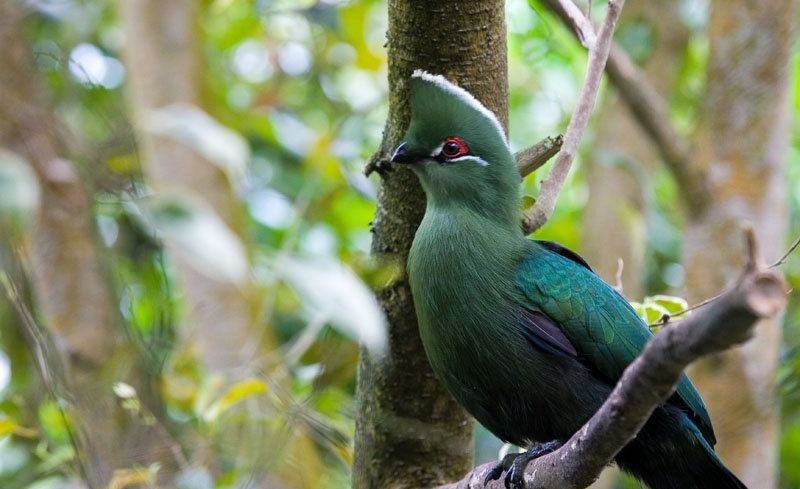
0, 0, 798, 488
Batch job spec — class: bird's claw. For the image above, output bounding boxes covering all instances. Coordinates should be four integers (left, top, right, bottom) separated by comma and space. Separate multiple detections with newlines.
502, 449, 539, 489
483, 453, 518, 485
504, 467, 522, 489
484, 463, 504, 486
486, 440, 562, 489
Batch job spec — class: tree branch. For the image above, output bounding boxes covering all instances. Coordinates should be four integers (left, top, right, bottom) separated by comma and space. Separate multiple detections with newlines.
648, 232, 799, 329
522, 0, 626, 234
538, 0, 708, 214
439, 226, 787, 489
515, 135, 563, 177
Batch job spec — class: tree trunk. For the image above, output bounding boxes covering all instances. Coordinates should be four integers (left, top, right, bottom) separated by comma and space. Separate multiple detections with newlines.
683, 0, 796, 486
354, 1, 508, 487
0, 3, 169, 487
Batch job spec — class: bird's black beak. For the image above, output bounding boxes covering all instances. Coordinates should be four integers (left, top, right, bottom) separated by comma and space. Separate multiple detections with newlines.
390, 142, 422, 165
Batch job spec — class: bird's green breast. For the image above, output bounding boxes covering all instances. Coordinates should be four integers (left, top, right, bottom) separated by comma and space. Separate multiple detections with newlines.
408, 206, 526, 343
407, 207, 535, 432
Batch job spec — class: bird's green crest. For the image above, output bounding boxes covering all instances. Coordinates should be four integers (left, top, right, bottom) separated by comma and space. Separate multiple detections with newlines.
408, 70, 509, 149
393, 71, 520, 224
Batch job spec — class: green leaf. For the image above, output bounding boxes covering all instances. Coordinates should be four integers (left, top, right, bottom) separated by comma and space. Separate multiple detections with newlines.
643, 302, 670, 325
25, 477, 72, 489
629, 301, 645, 321
36, 444, 75, 473
649, 295, 689, 315
631, 295, 689, 326
0, 418, 16, 437
37, 401, 69, 443
520, 195, 536, 209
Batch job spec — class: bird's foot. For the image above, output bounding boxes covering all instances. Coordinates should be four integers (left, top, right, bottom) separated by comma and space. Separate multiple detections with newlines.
484, 440, 562, 489
504, 440, 562, 489
483, 453, 519, 486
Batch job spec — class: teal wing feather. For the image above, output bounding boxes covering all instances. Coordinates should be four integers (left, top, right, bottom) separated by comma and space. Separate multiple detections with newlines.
515, 242, 716, 445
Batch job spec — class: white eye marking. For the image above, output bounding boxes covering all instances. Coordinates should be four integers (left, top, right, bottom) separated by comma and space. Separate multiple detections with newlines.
448, 155, 489, 167
428, 143, 488, 166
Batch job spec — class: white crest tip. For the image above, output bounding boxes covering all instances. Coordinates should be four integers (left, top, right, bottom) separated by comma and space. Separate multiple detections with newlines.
409, 70, 509, 147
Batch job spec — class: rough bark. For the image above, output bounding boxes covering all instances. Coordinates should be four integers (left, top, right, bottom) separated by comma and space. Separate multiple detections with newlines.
0, 3, 169, 487
117, 0, 260, 377
582, 0, 689, 300
515, 135, 563, 178
353, 1, 508, 487
682, 1, 797, 486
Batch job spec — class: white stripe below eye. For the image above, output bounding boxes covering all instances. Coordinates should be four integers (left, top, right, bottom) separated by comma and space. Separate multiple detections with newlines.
448, 155, 489, 166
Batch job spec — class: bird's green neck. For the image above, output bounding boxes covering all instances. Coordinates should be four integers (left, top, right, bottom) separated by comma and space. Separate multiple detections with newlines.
410, 173, 527, 270
421, 189, 521, 232
409, 202, 527, 305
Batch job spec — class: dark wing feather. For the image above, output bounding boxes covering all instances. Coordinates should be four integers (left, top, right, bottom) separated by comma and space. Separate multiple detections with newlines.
516, 241, 717, 445
521, 309, 578, 358
536, 240, 593, 271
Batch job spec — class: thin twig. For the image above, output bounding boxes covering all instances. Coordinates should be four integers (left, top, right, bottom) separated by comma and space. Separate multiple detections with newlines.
649, 292, 723, 328
521, 0, 626, 234
742, 222, 760, 271
613, 257, 624, 294
363, 150, 391, 178
650, 230, 800, 328
770, 234, 800, 268
0, 271, 93, 485
560, 0, 596, 48
539, 0, 706, 214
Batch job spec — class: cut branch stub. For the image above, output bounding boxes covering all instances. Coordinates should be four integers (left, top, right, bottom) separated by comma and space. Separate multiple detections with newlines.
515, 135, 563, 178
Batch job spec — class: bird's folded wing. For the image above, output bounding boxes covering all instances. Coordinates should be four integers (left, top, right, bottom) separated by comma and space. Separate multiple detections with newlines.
516, 242, 716, 445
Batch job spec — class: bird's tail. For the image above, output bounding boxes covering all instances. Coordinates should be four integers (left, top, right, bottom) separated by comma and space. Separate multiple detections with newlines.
675, 438, 749, 489
616, 406, 748, 489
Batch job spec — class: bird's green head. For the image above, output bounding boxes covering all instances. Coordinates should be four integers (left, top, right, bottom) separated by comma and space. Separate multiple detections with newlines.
391, 71, 520, 223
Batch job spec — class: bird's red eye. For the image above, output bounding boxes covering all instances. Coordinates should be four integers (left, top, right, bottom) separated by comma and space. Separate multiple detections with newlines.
441, 137, 469, 159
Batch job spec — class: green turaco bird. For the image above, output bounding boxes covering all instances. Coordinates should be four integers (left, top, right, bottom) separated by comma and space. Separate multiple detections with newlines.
389, 70, 747, 489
